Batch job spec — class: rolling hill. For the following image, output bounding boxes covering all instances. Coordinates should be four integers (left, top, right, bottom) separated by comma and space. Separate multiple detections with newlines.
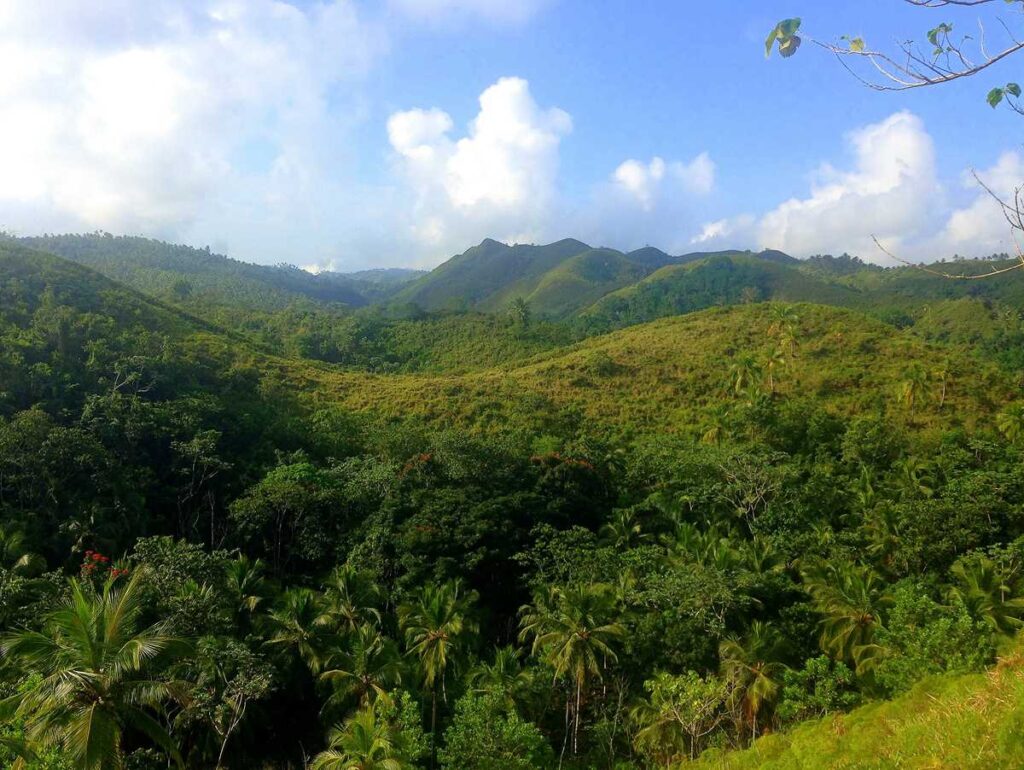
390, 238, 821, 318
3, 232, 420, 310
3, 244, 1012, 443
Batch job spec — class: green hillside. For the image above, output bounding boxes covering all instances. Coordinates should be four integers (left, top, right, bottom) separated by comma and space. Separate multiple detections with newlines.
578, 254, 866, 332
5, 232, 384, 308
689, 647, 1024, 770
289, 302, 1011, 441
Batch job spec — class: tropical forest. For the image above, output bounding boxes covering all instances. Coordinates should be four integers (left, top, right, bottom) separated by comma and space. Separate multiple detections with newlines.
4, 2, 1024, 769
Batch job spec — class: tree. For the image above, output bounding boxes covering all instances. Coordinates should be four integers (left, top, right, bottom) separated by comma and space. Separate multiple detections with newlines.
727, 356, 761, 396
518, 583, 625, 758
321, 624, 404, 711
718, 621, 788, 740
223, 555, 270, 629
949, 553, 1024, 636
898, 364, 929, 417
438, 692, 552, 770
311, 701, 421, 770
466, 646, 535, 709
324, 564, 384, 634
0, 571, 189, 770
767, 8, 1024, 277
508, 297, 531, 329
997, 402, 1024, 444
631, 671, 729, 764
398, 580, 479, 770
264, 587, 337, 674
803, 561, 892, 673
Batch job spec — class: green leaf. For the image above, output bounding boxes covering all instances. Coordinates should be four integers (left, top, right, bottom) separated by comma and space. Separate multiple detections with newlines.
927, 23, 953, 48
766, 18, 802, 58
1007, 82, 1022, 97
849, 37, 865, 53
988, 88, 1005, 108
779, 35, 802, 58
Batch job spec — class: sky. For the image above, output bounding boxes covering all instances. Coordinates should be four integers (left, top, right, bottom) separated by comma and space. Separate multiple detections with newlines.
0, 0, 1022, 271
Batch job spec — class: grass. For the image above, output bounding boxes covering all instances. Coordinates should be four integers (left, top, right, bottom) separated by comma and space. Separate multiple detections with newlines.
687, 648, 1024, 769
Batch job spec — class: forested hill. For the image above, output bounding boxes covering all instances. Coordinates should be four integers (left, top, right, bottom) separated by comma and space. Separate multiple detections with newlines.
390, 237, 808, 317
6, 242, 1024, 769
3, 232, 422, 310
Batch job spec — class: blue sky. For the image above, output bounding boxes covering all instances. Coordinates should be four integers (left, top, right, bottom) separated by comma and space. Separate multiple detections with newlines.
1, 0, 1021, 269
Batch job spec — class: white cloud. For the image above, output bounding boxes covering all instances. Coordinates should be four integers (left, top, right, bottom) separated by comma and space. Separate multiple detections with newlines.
612, 153, 715, 210
755, 111, 941, 260
940, 151, 1024, 257
388, 76, 572, 259
388, 0, 548, 24
692, 215, 755, 246
0, 1, 385, 241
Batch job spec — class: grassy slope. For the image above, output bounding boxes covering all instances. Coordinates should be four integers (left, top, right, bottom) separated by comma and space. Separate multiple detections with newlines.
689, 651, 1024, 770
286, 302, 1012, 439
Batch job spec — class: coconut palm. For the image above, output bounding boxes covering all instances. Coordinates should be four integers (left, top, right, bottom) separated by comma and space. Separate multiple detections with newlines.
0, 524, 44, 575
727, 356, 762, 396
518, 583, 624, 757
949, 555, 1024, 636
264, 587, 337, 674
467, 645, 534, 709
997, 402, 1024, 445
311, 705, 413, 770
700, 404, 732, 446
224, 555, 270, 621
0, 571, 188, 770
324, 564, 384, 633
898, 364, 928, 417
718, 621, 787, 740
803, 561, 891, 673
321, 624, 403, 711
398, 580, 478, 770
600, 507, 652, 549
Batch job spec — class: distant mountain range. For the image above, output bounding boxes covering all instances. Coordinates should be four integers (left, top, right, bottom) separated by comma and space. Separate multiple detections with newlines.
9, 232, 1024, 338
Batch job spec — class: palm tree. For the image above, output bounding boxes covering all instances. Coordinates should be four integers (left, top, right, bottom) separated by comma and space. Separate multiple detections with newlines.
311, 705, 413, 770
898, 364, 928, 418
803, 561, 891, 673
324, 564, 384, 633
997, 402, 1024, 445
321, 624, 403, 712
599, 507, 652, 549
398, 580, 478, 770
0, 524, 44, 575
727, 356, 761, 396
949, 555, 1024, 636
931, 359, 952, 409
700, 404, 732, 446
763, 348, 787, 395
224, 555, 270, 622
264, 587, 337, 674
467, 645, 534, 709
718, 621, 787, 740
518, 583, 624, 757
0, 571, 189, 770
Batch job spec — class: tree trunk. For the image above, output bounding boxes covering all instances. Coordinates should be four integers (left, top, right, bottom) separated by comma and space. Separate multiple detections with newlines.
430, 687, 438, 770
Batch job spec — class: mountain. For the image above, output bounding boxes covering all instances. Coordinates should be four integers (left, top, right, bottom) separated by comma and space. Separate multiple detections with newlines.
579, 253, 866, 332
5, 232, 373, 309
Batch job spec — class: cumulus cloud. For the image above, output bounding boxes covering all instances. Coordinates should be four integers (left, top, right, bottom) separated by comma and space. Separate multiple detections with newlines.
388, 76, 572, 258
612, 154, 715, 210
939, 151, 1024, 257
0, 1, 385, 245
754, 111, 941, 259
